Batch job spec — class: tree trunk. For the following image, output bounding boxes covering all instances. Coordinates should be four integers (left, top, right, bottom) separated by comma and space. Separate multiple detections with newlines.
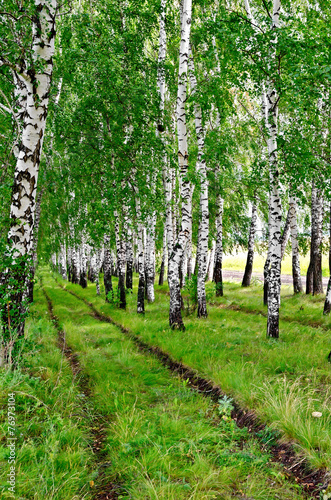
125, 228, 134, 291
79, 239, 88, 289
71, 247, 80, 285
289, 195, 303, 294
168, 0, 192, 330
114, 211, 126, 309
242, 203, 257, 287
59, 243, 68, 281
145, 213, 156, 302
306, 184, 324, 295
103, 235, 113, 301
264, 0, 282, 338
189, 49, 209, 318
280, 207, 291, 259
95, 249, 101, 296
135, 198, 145, 314
324, 204, 331, 314
313, 188, 324, 295
1, 0, 57, 344
214, 194, 223, 297
159, 227, 167, 285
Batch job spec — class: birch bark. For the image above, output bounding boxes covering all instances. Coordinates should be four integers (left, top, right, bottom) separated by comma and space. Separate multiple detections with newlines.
324, 203, 331, 314
189, 49, 209, 317
306, 184, 324, 295
135, 197, 145, 314
159, 226, 167, 285
242, 203, 257, 287
289, 195, 303, 294
103, 234, 113, 301
265, 0, 282, 338
168, 0, 192, 329
0, 0, 57, 341
214, 194, 224, 296
114, 210, 126, 309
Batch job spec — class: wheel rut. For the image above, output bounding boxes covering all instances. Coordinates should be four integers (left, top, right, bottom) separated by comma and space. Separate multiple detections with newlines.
40, 281, 121, 500
54, 277, 330, 498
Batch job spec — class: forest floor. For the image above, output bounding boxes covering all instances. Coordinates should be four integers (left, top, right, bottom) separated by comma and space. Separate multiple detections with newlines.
1, 268, 331, 499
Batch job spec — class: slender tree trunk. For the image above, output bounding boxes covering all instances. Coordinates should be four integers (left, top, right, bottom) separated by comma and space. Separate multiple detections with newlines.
214, 194, 224, 296
114, 211, 126, 309
103, 235, 113, 301
324, 203, 331, 314
95, 249, 101, 296
71, 246, 80, 284
145, 213, 156, 302
125, 227, 134, 291
289, 195, 303, 294
168, 0, 192, 330
313, 188, 324, 295
59, 243, 68, 280
159, 227, 167, 285
265, 0, 282, 338
135, 198, 145, 314
280, 208, 291, 259
67, 247, 72, 282
306, 184, 324, 295
242, 203, 257, 287
189, 49, 209, 318
79, 238, 88, 289
207, 240, 216, 283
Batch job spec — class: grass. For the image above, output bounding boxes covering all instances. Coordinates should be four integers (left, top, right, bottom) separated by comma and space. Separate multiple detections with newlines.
40, 269, 307, 499
222, 250, 330, 277
53, 270, 331, 474
0, 281, 93, 499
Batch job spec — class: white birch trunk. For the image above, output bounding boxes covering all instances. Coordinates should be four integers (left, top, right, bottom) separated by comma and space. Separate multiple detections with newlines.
289, 195, 303, 294
159, 225, 167, 285
59, 243, 68, 280
189, 50, 209, 317
145, 213, 156, 303
280, 208, 291, 260
114, 210, 126, 309
207, 240, 216, 283
8, 1, 57, 258
168, 0, 192, 329
214, 195, 224, 296
242, 203, 257, 287
79, 238, 88, 289
265, 0, 282, 338
103, 234, 113, 301
135, 197, 145, 314
324, 203, 331, 314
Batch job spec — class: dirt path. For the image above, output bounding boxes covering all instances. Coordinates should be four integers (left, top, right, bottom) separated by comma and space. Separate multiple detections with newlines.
54, 276, 329, 498
222, 269, 329, 290
40, 281, 120, 500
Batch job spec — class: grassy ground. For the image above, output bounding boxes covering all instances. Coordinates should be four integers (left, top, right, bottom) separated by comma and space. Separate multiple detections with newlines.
41, 269, 307, 499
0, 280, 93, 499
222, 251, 330, 277
53, 271, 331, 476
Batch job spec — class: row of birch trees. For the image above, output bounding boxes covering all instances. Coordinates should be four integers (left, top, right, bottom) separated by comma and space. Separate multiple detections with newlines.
0, 0, 331, 364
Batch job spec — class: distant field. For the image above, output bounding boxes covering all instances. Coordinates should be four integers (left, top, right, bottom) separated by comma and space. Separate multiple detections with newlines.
223, 250, 330, 277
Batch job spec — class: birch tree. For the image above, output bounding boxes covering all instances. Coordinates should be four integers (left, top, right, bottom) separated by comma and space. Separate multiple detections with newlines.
168, 0, 192, 329
0, 0, 57, 348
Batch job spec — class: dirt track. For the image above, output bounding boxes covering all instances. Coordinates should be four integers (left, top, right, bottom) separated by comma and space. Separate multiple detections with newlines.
222, 269, 329, 291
